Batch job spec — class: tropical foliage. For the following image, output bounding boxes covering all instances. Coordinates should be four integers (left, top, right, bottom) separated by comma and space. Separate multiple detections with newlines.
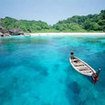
1, 10, 105, 32
53, 10, 105, 32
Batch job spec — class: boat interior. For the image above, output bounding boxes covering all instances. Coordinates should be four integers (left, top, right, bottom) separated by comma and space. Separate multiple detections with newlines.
71, 57, 94, 74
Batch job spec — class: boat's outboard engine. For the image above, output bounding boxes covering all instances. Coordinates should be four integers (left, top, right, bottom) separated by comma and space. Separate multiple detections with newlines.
96, 68, 101, 76
92, 68, 101, 84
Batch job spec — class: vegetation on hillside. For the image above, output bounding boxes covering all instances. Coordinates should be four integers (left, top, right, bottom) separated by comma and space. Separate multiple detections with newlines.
53, 10, 105, 32
1, 17, 50, 33
0, 10, 105, 33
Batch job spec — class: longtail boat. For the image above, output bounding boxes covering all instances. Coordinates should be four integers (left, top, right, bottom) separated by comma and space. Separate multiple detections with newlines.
69, 52, 101, 84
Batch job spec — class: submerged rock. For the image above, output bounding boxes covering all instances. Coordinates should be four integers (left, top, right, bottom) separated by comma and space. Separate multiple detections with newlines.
67, 81, 81, 94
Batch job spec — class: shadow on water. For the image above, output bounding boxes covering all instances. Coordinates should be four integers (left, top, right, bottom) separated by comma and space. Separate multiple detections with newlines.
83, 75, 94, 84
70, 63, 94, 84
65, 65, 96, 105
65, 77, 81, 104
0, 36, 105, 105
65, 65, 81, 105
66, 81, 81, 105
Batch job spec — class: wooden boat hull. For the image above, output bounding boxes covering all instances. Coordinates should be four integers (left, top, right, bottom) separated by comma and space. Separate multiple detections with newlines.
70, 57, 96, 76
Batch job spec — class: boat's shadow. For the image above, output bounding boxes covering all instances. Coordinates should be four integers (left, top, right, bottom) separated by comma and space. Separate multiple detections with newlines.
84, 75, 94, 84
70, 65, 94, 84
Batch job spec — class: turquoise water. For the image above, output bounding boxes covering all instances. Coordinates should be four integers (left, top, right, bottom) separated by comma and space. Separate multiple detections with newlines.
0, 35, 105, 105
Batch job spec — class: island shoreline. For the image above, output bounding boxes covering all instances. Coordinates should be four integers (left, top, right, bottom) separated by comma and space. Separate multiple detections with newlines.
1, 32, 105, 38
26, 32, 105, 36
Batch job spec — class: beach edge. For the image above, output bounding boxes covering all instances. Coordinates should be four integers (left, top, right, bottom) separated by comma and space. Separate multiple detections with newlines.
26, 32, 105, 36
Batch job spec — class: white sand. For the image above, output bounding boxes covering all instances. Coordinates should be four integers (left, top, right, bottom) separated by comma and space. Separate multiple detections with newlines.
26, 32, 105, 36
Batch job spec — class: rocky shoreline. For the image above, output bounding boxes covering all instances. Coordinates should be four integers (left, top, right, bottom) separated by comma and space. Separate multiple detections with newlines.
0, 24, 24, 37
1, 24, 105, 37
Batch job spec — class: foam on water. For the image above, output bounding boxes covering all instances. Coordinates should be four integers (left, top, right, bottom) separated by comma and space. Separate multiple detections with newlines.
0, 35, 105, 105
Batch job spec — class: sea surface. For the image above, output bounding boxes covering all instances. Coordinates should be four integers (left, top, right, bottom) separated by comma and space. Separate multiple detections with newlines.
0, 35, 105, 105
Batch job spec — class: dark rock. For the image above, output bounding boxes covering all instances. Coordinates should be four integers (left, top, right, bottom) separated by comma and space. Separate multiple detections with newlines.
0, 31, 10, 37
0, 24, 10, 37
0, 24, 7, 33
0, 25, 4, 30
4, 33, 10, 36
0, 32, 3, 37
1, 29, 8, 34
9, 28, 24, 35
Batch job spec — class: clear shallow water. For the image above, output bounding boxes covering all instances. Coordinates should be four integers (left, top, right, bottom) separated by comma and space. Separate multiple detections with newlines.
0, 35, 105, 105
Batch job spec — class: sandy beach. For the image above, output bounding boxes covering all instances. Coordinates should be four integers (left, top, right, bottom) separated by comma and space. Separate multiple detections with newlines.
27, 32, 105, 36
